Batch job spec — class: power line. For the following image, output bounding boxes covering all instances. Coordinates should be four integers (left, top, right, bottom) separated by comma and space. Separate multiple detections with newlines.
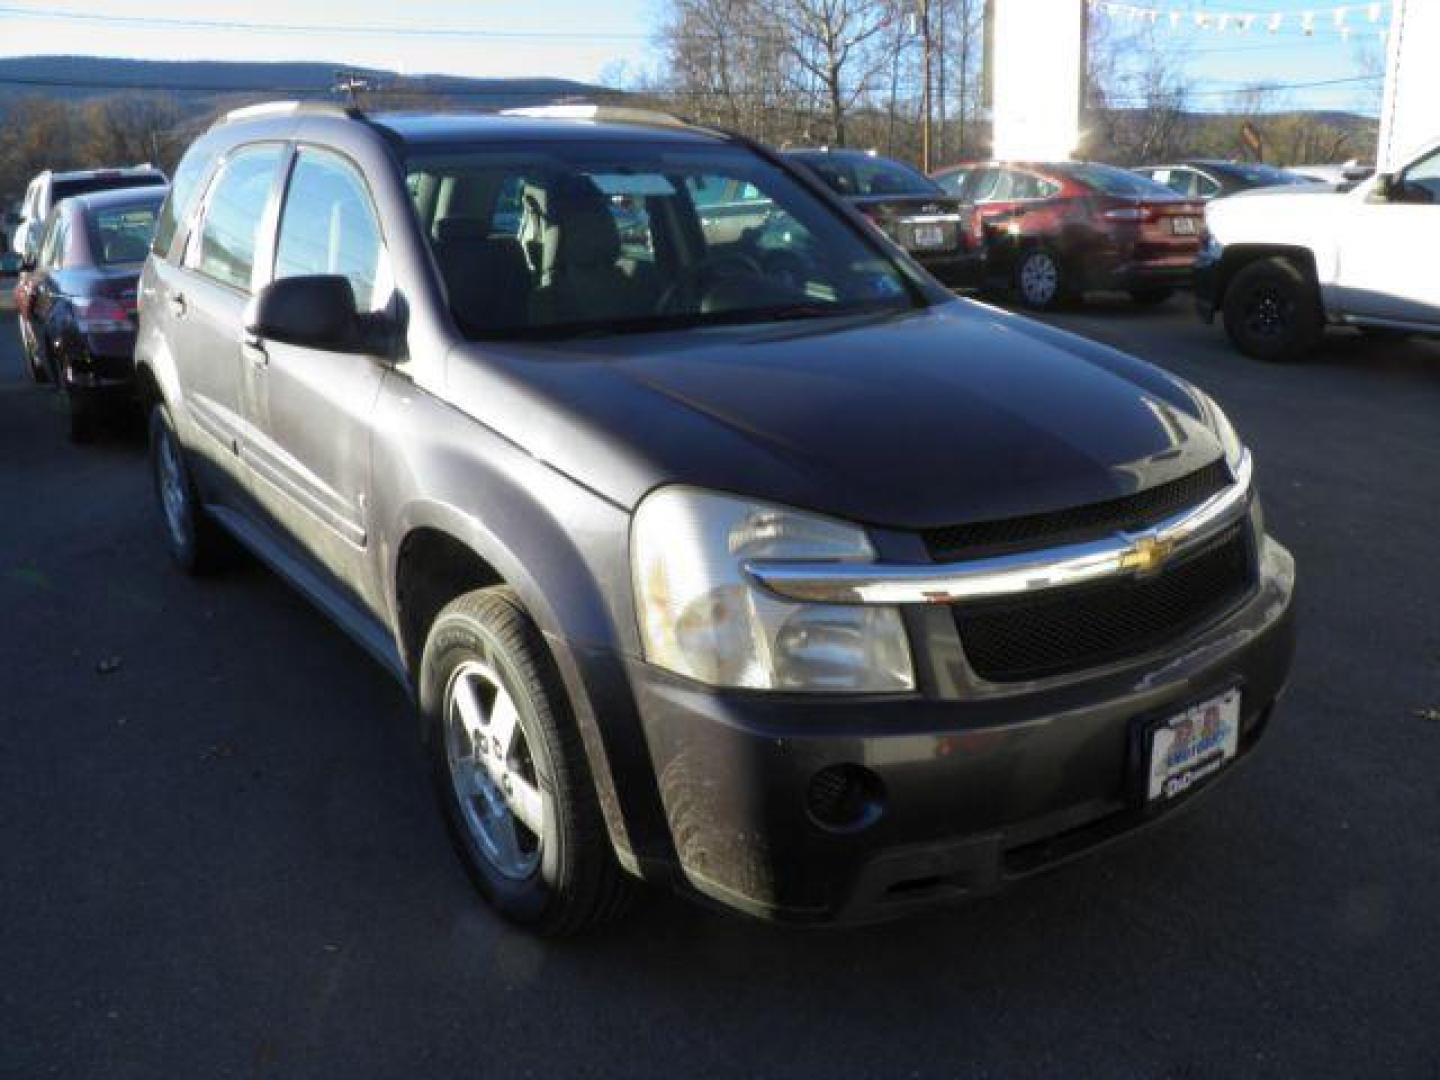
0, 4, 657, 41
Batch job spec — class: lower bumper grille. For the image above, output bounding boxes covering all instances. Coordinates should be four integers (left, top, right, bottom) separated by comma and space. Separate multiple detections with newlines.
955, 522, 1255, 682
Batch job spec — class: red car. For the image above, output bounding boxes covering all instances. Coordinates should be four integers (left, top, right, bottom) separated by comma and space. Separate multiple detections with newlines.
931, 160, 1204, 309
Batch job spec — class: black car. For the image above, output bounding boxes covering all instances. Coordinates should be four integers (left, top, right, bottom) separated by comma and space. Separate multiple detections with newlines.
18, 186, 167, 439
137, 101, 1295, 933
785, 148, 978, 286
1133, 160, 1310, 201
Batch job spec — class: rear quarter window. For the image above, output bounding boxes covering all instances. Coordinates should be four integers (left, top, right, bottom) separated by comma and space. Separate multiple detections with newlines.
153, 151, 212, 260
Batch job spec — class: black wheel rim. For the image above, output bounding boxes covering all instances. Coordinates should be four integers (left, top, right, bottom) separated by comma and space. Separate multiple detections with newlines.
1243, 285, 1293, 340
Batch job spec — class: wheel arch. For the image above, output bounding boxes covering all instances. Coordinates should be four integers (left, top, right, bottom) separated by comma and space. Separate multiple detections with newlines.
385, 498, 658, 878
1215, 244, 1321, 315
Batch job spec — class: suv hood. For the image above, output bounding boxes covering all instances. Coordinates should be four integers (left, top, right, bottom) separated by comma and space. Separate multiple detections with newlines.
447, 300, 1224, 531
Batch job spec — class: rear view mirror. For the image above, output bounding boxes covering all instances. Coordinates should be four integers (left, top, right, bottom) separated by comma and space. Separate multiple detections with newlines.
246, 275, 385, 354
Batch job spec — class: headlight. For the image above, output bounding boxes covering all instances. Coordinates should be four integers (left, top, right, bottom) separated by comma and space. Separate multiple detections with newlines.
1194, 389, 1246, 472
631, 487, 915, 692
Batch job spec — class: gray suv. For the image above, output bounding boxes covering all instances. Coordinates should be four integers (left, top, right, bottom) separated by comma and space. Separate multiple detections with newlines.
137, 101, 1296, 934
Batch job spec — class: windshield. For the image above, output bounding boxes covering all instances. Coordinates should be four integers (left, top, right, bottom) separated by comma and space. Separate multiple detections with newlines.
406, 142, 917, 340
1058, 163, 1178, 198
88, 198, 163, 265
53, 174, 166, 203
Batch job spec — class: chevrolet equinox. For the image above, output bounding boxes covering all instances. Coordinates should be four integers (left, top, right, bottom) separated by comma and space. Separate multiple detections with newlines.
136, 101, 1296, 934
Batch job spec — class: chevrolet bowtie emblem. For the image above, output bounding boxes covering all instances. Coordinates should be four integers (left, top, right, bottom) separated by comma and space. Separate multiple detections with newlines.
1121, 534, 1176, 575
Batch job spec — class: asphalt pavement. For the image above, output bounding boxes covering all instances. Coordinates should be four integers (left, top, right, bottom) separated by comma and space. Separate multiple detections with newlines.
2, 293, 1438, 1078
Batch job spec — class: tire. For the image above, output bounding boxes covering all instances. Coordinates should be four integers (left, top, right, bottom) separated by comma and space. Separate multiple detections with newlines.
66, 392, 97, 443
420, 587, 635, 935
148, 403, 227, 574
1222, 257, 1323, 362
1014, 247, 1067, 310
1129, 286, 1174, 306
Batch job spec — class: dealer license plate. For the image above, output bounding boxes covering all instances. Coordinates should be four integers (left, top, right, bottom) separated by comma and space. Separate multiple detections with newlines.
911, 225, 946, 248
1145, 688, 1241, 803
1170, 216, 1199, 235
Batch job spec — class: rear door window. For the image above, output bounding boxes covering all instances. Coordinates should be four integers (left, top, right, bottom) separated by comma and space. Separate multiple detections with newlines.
191, 145, 283, 292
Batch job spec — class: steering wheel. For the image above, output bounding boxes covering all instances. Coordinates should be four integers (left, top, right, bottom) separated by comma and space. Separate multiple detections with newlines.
657, 252, 765, 313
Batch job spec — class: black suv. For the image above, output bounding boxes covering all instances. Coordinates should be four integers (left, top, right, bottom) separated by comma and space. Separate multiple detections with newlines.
137, 101, 1295, 933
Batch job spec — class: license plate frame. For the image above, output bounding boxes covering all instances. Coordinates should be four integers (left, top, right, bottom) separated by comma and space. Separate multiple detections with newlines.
1170, 216, 1199, 236
911, 224, 946, 249
1136, 686, 1242, 807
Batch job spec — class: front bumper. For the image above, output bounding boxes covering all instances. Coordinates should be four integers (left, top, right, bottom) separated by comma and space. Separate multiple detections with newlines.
627, 535, 1296, 924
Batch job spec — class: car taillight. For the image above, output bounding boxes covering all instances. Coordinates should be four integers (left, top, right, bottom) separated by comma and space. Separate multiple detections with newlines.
1101, 206, 1154, 223
74, 296, 131, 333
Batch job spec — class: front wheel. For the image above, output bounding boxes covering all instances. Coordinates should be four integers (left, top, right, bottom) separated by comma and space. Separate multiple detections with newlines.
1014, 248, 1067, 310
420, 587, 635, 935
1222, 257, 1323, 362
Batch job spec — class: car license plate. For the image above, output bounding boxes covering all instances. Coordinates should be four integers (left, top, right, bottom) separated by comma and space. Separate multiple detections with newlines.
1170, 216, 1198, 235
911, 225, 946, 249
1145, 688, 1241, 803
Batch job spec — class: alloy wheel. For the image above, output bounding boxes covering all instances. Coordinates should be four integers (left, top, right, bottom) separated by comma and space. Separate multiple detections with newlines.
155, 426, 191, 550
1019, 251, 1060, 307
444, 660, 544, 880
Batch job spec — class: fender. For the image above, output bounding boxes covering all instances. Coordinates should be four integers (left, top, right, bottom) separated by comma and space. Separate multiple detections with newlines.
369, 378, 676, 879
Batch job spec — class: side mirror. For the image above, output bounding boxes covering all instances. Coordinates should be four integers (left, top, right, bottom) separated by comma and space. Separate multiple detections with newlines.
1372, 173, 1396, 201
245, 275, 386, 354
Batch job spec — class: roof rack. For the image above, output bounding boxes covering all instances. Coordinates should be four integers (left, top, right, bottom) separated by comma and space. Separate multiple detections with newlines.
499, 103, 689, 129
219, 100, 360, 125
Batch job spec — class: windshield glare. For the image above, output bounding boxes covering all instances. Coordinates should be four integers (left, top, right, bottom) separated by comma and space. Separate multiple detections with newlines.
406, 143, 915, 340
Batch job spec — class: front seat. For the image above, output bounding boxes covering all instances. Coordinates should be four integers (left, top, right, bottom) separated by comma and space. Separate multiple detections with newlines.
529, 177, 653, 325
432, 217, 532, 334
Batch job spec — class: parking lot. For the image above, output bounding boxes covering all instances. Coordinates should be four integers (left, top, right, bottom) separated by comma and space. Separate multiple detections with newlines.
2, 294, 1438, 1077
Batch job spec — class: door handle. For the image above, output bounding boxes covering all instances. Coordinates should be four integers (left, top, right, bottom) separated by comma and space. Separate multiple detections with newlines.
241, 333, 268, 369
168, 293, 187, 318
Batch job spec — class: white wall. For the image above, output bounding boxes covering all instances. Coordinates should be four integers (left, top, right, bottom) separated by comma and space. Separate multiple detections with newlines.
1378, 0, 1440, 172
990, 0, 1083, 161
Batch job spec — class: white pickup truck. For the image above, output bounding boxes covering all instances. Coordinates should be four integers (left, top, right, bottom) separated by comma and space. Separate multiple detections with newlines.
1196, 138, 1440, 361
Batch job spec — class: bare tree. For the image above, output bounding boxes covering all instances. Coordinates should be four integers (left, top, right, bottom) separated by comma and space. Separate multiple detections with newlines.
779, 0, 894, 146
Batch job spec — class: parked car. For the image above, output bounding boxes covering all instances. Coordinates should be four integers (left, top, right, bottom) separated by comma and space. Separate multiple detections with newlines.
932, 160, 1204, 309
17, 186, 167, 438
1197, 138, 1440, 361
138, 101, 1295, 934
784, 148, 978, 286
9, 164, 167, 258
1286, 161, 1375, 188
1132, 160, 1312, 200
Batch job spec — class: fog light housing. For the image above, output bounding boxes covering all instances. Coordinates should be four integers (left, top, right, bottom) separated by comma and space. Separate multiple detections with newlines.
806, 764, 885, 832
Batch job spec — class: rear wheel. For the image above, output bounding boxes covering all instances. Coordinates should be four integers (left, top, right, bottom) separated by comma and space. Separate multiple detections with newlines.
149, 403, 227, 574
1015, 247, 1067, 310
21, 326, 49, 384
1222, 256, 1323, 362
421, 587, 635, 935
1129, 286, 1174, 306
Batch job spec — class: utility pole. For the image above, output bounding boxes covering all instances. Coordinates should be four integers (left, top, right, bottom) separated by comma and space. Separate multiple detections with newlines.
920, 0, 933, 172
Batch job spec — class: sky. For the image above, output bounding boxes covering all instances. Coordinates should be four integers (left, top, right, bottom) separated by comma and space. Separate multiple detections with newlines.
0, 0, 1390, 113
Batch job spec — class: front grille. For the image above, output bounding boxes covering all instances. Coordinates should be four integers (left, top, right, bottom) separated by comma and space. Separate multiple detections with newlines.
955, 523, 1254, 682
923, 459, 1231, 560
